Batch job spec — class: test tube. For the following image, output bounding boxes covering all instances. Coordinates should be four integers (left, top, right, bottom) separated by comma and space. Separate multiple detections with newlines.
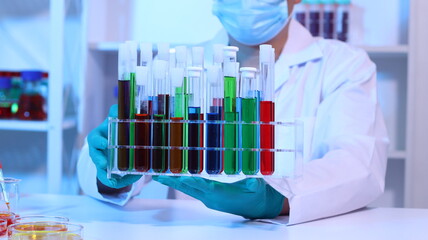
259, 45, 275, 175
152, 60, 169, 173
126, 41, 138, 169
175, 46, 189, 172
192, 46, 206, 166
322, 0, 336, 39
134, 66, 152, 172
307, 0, 321, 37
157, 43, 170, 62
117, 43, 130, 171
206, 66, 223, 174
186, 66, 204, 174
140, 42, 153, 67
335, 0, 350, 42
239, 67, 259, 175
169, 67, 185, 173
295, 0, 308, 27
223, 60, 240, 175
213, 44, 225, 173
134, 43, 153, 172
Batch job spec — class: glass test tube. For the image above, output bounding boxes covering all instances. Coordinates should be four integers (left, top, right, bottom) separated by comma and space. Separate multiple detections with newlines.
134, 43, 153, 172
259, 45, 275, 175
192, 46, 205, 168
295, 0, 308, 27
117, 43, 131, 171
223, 64, 240, 175
169, 67, 185, 173
186, 66, 204, 174
206, 66, 223, 174
336, 0, 350, 42
135, 66, 152, 172
126, 41, 138, 170
308, 0, 321, 37
213, 44, 225, 173
175, 46, 189, 172
322, 0, 335, 39
152, 60, 169, 173
239, 67, 259, 175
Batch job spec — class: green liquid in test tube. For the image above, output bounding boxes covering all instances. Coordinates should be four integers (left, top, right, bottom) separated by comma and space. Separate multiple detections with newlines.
239, 67, 259, 175
223, 62, 239, 175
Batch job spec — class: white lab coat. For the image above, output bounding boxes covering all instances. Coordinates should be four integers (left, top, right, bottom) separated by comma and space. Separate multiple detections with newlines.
77, 20, 388, 225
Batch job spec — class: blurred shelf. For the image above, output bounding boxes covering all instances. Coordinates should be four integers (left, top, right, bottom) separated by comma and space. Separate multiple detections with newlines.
360, 45, 409, 58
0, 117, 76, 132
388, 150, 406, 159
90, 42, 409, 56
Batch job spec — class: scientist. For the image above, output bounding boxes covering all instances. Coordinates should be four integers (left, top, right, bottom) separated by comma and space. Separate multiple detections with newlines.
78, 0, 388, 224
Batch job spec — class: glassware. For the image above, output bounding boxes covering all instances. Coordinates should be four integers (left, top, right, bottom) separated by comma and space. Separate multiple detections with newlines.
0, 178, 20, 213
16, 70, 47, 120
8, 222, 83, 240
15, 216, 69, 224
0, 219, 7, 240
0, 76, 14, 119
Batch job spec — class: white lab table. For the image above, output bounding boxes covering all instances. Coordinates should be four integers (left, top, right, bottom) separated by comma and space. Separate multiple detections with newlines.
17, 194, 428, 240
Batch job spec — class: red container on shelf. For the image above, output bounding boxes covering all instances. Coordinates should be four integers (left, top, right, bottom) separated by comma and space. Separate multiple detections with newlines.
16, 71, 47, 120
0, 76, 13, 119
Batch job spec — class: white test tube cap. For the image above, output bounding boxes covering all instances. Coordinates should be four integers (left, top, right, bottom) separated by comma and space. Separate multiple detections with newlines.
157, 43, 170, 61
192, 46, 204, 66
140, 42, 153, 64
207, 66, 220, 86
126, 41, 138, 72
187, 66, 203, 78
175, 46, 187, 64
136, 66, 149, 86
213, 44, 224, 64
260, 44, 272, 63
118, 43, 128, 78
170, 67, 184, 88
224, 46, 239, 58
240, 67, 257, 79
169, 48, 176, 68
153, 60, 168, 80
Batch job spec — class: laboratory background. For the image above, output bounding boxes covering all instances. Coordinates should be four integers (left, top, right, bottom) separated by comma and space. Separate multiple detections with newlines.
0, 0, 428, 238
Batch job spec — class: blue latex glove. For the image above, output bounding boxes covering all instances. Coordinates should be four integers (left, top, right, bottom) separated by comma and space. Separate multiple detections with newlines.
88, 104, 141, 189
153, 176, 285, 219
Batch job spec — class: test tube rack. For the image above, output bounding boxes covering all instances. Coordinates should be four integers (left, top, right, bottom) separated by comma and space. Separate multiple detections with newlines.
107, 118, 304, 179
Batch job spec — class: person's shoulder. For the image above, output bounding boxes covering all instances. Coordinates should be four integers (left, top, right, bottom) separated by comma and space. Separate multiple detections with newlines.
313, 39, 377, 94
316, 38, 372, 66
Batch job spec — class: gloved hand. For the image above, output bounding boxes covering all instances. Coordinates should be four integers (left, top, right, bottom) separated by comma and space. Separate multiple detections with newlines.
88, 104, 141, 189
153, 176, 285, 219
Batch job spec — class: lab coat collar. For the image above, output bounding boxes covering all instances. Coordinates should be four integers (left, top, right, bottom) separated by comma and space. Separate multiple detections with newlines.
275, 20, 323, 91
281, 19, 323, 67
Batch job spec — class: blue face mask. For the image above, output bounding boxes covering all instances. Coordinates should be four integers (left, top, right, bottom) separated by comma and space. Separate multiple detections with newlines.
212, 0, 291, 46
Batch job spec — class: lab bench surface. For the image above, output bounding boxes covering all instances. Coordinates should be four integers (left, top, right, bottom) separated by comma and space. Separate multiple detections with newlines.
18, 194, 428, 240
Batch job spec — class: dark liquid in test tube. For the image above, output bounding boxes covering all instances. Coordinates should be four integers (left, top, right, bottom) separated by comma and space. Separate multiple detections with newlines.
337, 12, 349, 42
260, 101, 275, 175
323, 11, 334, 39
206, 106, 222, 174
152, 94, 169, 173
170, 116, 184, 173
188, 107, 202, 174
135, 100, 152, 172
309, 11, 320, 37
296, 12, 306, 27
118, 80, 130, 171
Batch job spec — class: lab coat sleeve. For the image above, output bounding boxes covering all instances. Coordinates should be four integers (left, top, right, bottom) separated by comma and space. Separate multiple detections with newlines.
77, 139, 151, 206
266, 45, 389, 225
